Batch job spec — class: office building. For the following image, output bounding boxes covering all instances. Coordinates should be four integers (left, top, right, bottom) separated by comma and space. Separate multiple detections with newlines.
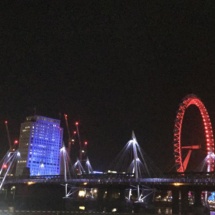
16, 115, 63, 176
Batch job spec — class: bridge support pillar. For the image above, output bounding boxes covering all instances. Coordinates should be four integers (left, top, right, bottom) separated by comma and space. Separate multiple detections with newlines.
118, 188, 127, 212
194, 189, 202, 207
189, 189, 210, 215
172, 188, 189, 214
180, 188, 189, 214
96, 188, 105, 212
96, 187, 127, 213
172, 189, 179, 214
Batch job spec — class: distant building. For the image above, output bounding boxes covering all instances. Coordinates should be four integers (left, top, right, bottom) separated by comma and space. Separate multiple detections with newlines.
15, 115, 63, 176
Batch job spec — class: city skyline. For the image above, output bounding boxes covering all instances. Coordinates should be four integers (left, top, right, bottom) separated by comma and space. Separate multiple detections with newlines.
0, 1, 215, 172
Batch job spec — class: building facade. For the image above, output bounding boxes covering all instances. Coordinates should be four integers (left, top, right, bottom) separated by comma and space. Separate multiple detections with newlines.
15, 115, 63, 176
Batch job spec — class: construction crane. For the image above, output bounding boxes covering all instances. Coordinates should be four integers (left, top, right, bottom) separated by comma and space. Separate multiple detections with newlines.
75, 122, 88, 163
1, 120, 20, 185
74, 121, 92, 174
64, 114, 78, 161
64, 115, 92, 174
75, 122, 82, 161
4, 121, 19, 152
64, 114, 72, 156
4, 121, 12, 151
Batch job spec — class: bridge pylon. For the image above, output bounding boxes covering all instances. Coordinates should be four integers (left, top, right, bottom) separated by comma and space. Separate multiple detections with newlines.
0, 150, 20, 190
108, 131, 157, 204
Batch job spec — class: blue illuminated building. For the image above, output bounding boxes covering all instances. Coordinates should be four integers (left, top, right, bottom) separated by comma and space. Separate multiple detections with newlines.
15, 115, 63, 176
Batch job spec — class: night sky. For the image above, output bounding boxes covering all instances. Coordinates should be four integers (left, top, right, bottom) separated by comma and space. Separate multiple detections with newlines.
0, 1, 215, 173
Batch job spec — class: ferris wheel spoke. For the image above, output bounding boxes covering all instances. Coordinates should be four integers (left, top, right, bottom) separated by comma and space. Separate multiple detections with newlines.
181, 145, 201, 150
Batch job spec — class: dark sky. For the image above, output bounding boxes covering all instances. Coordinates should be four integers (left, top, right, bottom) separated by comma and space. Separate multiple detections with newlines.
0, 0, 215, 172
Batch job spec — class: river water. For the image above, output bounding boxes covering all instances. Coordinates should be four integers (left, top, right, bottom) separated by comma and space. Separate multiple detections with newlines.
0, 209, 213, 215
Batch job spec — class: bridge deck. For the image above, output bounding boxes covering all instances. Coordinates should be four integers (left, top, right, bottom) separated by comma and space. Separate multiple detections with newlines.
3, 173, 215, 190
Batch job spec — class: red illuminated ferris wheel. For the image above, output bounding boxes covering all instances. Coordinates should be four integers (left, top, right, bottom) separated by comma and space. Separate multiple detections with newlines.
173, 94, 215, 173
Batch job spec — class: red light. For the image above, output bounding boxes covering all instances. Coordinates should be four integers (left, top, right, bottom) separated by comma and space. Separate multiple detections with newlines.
75, 122, 79, 126
84, 141, 87, 145
4, 121, 8, 124
73, 131, 77, 135
14, 140, 18, 144
2, 164, 7, 169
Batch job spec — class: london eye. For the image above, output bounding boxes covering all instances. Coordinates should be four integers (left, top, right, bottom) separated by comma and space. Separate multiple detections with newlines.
173, 94, 215, 173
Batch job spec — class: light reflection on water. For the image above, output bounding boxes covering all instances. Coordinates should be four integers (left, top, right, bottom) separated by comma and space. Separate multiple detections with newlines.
156, 207, 215, 215
0, 209, 215, 215
157, 207, 172, 214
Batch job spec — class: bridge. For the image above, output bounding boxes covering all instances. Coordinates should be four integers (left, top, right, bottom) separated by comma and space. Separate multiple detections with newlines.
3, 172, 215, 188
0, 94, 215, 214
2, 172, 215, 213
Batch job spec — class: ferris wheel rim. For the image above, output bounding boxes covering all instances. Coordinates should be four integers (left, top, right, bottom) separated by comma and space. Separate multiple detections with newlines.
173, 94, 215, 173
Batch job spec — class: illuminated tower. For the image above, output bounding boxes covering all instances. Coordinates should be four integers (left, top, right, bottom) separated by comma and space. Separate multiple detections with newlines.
15, 115, 63, 176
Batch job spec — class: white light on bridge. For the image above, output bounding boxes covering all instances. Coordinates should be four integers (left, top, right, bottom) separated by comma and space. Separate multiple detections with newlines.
107, 170, 117, 174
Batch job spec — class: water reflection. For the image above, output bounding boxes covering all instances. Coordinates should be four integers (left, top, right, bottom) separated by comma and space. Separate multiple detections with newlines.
156, 207, 215, 215
157, 207, 172, 214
